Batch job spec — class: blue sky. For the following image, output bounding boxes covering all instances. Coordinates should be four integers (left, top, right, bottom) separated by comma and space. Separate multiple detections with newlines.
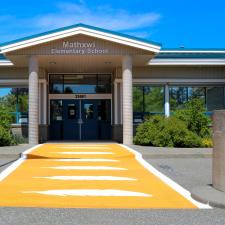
0, 0, 225, 48
0, 88, 11, 97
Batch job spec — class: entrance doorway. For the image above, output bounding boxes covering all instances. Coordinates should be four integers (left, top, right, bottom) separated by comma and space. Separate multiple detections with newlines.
50, 99, 111, 140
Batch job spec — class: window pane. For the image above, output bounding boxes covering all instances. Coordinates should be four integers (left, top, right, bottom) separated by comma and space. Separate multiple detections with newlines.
84, 104, 94, 119
49, 75, 63, 93
50, 100, 63, 121
50, 74, 112, 94
170, 87, 188, 111
97, 100, 110, 121
170, 86, 206, 111
97, 75, 111, 93
144, 86, 164, 113
207, 87, 225, 111
64, 74, 97, 94
188, 87, 205, 100
0, 88, 28, 124
133, 86, 143, 112
67, 104, 76, 119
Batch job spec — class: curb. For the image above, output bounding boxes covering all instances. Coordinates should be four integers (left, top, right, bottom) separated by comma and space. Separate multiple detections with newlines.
141, 153, 212, 159
0, 154, 21, 159
191, 185, 225, 209
129, 145, 213, 159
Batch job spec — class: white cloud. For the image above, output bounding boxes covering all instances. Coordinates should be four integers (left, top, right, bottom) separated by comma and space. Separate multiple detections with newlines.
35, 1, 161, 34
0, 1, 161, 42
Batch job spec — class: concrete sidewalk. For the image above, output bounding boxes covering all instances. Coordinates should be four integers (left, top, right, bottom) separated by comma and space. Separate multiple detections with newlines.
0, 144, 213, 159
129, 145, 212, 158
0, 144, 32, 159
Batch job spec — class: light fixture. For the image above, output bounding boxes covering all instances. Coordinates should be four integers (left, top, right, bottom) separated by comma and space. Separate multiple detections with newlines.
49, 61, 56, 65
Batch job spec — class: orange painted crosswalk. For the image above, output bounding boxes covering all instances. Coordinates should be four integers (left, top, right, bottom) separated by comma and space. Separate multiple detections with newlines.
0, 144, 208, 208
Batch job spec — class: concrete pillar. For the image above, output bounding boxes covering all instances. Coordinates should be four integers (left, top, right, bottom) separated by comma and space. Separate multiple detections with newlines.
28, 56, 39, 145
212, 110, 225, 192
165, 84, 170, 117
122, 55, 133, 145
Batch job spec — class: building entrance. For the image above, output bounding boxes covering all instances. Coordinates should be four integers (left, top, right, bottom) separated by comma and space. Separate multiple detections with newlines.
50, 99, 111, 140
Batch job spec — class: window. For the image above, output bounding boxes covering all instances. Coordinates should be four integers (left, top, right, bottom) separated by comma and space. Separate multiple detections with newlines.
50, 100, 63, 121
97, 75, 111, 93
67, 104, 76, 119
84, 104, 94, 120
170, 86, 225, 113
97, 100, 110, 121
49, 74, 111, 94
0, 87, 28, 124
133, 85, 164, 123
64, 74, 97, 94
170, 87, 206, 111
133, 86, 144, 112
49, 75, 63, 94
144, 87, 164, 113
206, 87, 225, 111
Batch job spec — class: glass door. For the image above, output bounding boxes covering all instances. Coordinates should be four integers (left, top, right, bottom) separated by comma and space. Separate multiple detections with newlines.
81, 100, 98, 140
63, 100, 80, 140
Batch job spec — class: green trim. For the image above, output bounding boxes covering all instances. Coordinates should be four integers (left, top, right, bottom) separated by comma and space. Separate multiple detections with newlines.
156, 52, 225, 59
0, 54, 7, 60
161, 48, 225, 51
0, 23, 161, 48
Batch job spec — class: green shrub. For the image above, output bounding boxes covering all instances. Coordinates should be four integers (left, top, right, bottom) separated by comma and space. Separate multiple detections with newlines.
0, 126, 16, 146
0, 105, 17, 146
13, 134, 28, 144
134, 115, 202, 147
201, 137, 213, 148
174, 98, 211, 138
0, 105, 13, 129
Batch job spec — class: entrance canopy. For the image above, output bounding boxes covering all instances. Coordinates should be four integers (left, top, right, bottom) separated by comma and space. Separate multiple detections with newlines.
0, 23, 161, 54
0, 24, 161, 70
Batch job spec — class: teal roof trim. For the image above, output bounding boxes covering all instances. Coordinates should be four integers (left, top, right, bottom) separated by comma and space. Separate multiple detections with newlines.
0, 23, 161, 48
0, 54, 7, 60
161, 48, 225, 51
156, 52, 225, 59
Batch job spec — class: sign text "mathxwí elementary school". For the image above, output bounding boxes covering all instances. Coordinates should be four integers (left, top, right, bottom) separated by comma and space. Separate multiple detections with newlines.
51, 41, 109, 55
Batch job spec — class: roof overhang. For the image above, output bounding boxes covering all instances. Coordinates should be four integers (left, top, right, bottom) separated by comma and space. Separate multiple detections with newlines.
0, 24, 161, 54
149, 58, 225, 66
0, 55, 13, 66
149, 49, 225, 66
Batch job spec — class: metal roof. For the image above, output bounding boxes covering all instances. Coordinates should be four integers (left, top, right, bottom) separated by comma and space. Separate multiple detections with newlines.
156, 52, 225, 59
0, 54, 7, 60
0, 23, 161, 48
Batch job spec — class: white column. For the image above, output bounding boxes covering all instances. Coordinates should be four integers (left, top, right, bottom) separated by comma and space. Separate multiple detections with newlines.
114, 81, 118, 124
29, 56, 39, 145
165, 84, 170, 117
122, 55, 133, 145
43, 80, 47, 125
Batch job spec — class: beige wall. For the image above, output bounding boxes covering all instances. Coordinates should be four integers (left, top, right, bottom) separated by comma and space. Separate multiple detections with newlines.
0, 67, 46, 80
7, 35, 153, 56
116, 66, 225, 80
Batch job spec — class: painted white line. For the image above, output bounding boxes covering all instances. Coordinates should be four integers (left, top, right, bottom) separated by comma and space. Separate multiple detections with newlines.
23, 189, 152, 197
34, 176, 137, 181
51, 152, 114, 155
55, 145, 109, 147
52, 159, 119, 162
119, 144, 212, 209
57, 146, 111, 149
22, 144, 43, 159
42, 166, 127, 170
0, 158, 25, 182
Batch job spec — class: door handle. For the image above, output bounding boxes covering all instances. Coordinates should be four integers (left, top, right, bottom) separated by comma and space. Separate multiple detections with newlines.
78, 118, 83, 124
